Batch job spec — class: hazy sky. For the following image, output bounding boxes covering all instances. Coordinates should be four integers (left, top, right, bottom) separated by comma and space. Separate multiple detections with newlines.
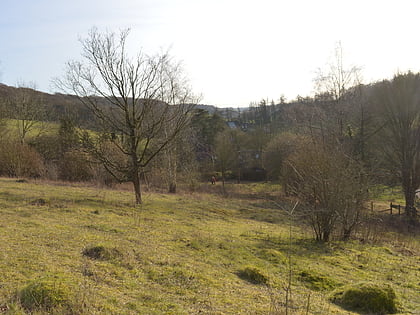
1, 0, 420, 107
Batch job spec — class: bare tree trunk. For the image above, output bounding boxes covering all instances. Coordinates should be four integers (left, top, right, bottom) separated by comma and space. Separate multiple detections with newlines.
403, 184, 417, 218
166, 146, 177, 193
132, 171, 142, 204
342, 228, 352, 241
322, 230, 330, 242
169, 182, 176, 193
221, 171, 226, 195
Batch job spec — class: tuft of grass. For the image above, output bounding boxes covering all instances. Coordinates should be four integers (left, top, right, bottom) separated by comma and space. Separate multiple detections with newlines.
330, 282, 399, 314
82, 245, 122, 261
19, 274, 73, 311
237, 266, 269, 285
29, 198, 48, 206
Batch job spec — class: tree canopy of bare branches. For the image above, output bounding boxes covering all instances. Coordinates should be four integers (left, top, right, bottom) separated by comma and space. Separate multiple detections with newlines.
313, 42, 363, 143
314, 42, 362, 102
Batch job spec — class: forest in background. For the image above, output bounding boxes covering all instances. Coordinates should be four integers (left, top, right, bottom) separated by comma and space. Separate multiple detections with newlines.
1, 34, 420, 244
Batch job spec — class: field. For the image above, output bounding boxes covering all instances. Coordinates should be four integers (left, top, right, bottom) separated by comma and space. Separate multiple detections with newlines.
0, 178, 418, 314
2, 119, 59, 137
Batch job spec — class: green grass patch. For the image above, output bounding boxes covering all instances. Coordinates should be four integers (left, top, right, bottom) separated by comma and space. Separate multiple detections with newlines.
370, 185, 405, 203
3, 119, 59, 138
298, 270, 338, 291
0, 178, 418, 314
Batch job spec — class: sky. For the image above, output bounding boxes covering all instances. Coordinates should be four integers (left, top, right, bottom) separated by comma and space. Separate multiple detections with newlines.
1, 0, 420, 107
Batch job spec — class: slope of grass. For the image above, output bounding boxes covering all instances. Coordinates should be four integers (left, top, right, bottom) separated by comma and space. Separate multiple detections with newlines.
3, 119, 59, 138
0, 178, 418, 314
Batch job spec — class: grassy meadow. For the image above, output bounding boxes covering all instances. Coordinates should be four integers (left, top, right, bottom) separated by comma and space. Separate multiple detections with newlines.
0, 178, 418, 314
2, 119, 59, 137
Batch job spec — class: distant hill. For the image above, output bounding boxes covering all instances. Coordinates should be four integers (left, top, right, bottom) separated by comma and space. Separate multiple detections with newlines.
0, 83, 237, 124
0, 83, 94, 126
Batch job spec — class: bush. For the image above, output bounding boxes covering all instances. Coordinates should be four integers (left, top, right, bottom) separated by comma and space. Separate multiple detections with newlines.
330, 282, 399, 314
237, 266, 269, 285
58, 150, 94, 181
0, 139, 45, 178
82, 245, 122, 261
284, 142, 369, 241
29, 134, 61, 162
241, 167, 267, 181
263, 132, 303, 180
19, 274, 73, 311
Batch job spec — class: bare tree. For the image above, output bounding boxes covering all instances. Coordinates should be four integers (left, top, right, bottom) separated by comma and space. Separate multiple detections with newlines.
57, 28, 196, 204
151, 125, 199, 193
8, 82, 47, 144
372, 72, 420, 219
314, 42, 362, 140
314, 42, 362, 102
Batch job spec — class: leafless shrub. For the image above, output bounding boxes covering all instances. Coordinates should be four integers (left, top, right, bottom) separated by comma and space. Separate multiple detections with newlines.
284, 142, 369, 241
0, 138, 45, 178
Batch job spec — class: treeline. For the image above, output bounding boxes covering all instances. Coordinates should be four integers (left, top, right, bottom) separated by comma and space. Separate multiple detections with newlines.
0, 74, 417, 192
1, 71, 420, 239
1, 32, 420, 240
